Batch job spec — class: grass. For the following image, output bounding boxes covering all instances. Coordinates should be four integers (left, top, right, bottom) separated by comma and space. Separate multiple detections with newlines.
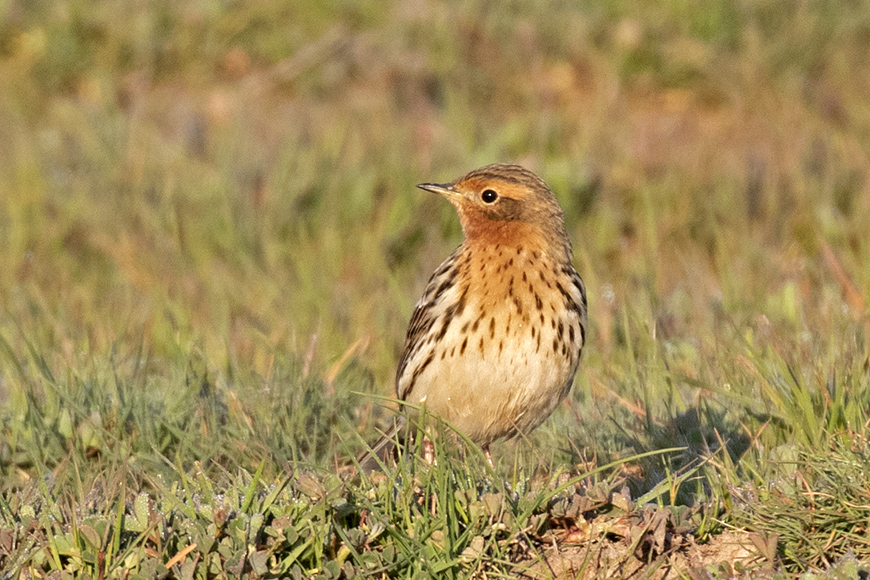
1, 0, 870, 577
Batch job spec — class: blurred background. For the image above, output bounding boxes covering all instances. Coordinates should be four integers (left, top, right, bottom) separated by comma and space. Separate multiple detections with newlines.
1, 0, 869, 478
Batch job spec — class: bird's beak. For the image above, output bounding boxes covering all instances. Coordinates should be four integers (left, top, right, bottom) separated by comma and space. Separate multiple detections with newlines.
416, 182, 461, 200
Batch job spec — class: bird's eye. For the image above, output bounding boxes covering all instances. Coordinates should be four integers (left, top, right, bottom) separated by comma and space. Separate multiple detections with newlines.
481, 189, 498, 203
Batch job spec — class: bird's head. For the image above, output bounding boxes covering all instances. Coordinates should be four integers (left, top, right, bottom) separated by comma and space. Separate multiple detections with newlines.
417, 163, 570, 254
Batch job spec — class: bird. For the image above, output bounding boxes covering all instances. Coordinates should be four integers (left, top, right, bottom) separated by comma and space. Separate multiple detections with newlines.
360, 163, 587, 470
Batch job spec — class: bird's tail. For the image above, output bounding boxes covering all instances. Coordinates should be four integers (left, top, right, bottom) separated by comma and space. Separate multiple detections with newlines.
356, 418, 409, 473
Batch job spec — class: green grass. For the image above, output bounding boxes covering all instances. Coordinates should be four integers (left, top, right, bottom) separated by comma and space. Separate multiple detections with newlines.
2, 0, 870, 577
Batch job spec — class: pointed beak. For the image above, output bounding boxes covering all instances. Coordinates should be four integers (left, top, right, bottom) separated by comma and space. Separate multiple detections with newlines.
416, 182, 461, 200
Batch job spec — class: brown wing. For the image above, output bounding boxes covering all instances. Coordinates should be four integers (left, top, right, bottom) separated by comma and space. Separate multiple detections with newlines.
395, 247, 462, 399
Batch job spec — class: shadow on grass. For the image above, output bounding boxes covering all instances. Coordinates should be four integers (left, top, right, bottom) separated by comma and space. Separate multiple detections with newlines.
565, 405, 753, 506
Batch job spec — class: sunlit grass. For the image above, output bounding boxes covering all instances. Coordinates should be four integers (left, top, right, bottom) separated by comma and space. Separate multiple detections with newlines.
1, 0, 870, 576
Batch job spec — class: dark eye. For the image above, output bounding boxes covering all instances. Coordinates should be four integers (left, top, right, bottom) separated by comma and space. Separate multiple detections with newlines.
481, 189, 498, 203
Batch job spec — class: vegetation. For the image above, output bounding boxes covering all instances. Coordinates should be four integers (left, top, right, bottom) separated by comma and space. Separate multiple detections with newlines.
1, 0, 870, 577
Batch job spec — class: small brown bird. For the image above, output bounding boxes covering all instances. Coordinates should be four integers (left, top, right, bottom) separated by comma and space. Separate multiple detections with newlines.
362, 163, 587, 469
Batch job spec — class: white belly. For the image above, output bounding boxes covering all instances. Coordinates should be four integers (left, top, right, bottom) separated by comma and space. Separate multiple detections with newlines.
405, 306, 578, 445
